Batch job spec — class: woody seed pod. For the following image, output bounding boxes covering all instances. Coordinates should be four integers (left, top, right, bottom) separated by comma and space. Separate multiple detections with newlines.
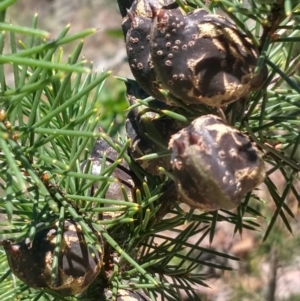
169, 115, 265, 210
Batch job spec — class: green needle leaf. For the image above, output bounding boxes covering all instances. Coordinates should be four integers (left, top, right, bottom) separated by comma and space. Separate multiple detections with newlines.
0, 23, 49, 37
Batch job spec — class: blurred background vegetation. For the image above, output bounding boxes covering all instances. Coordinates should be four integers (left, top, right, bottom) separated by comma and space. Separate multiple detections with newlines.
8, 0, 130, 132
0, 0, 299, 301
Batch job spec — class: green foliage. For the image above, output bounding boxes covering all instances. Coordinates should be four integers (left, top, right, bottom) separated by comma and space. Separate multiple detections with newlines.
0, 0, 299, 300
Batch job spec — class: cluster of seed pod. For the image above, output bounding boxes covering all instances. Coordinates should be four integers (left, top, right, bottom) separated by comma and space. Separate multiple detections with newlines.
121, 0, 267, 211
0, 2, 268, 298
124, 0, 267, 107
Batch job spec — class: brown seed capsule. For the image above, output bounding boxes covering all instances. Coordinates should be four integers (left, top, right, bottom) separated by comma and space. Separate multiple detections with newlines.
151, 8, 268, 107
81, 134, 136, 221
123, 0, 184, 104
126, 13, 167, 102
88, 136, 135, 201
125, 80, 185, 174
1, 220, 104, 295
122, 0, 185, 102
169, 115, 265, 211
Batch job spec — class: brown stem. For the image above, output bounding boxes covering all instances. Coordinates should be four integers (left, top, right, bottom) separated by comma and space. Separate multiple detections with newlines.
259, 0, 285, 52
266, 248, 279, 301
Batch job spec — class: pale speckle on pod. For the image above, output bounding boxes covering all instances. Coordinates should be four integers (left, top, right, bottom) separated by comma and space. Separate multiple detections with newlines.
105, 289, 151, 301
150, 8, 268, 107
169, 115, 266, 211
89, 138, 134, 202
1, 220, 104, 296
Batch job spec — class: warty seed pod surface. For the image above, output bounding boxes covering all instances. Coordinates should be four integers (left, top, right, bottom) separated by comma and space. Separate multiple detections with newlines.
169, 115, 266, 211
124, 0, 184, 104
150, 8, 268, 107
